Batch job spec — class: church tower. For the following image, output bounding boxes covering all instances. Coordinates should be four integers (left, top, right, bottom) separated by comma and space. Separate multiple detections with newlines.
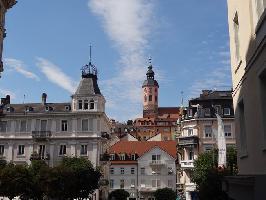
142, 58, 159, 118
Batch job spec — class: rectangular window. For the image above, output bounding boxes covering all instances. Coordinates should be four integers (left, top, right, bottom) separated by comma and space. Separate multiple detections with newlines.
205, 108, 211, 117
189, 149, 194, 160
61, 120, 68, 132
39, 145, 45, 159
204, 145, 213, 152
0, 121, 7, 132
188, 128, 193, 136
110, 179, 114, 189
215, 105, 222, 115
59, 145, 67, 156
204, 125, 212, 138
80, 145, 87, 155
82, 119, 88, 131
152, 154, 161, 161
120, 167, 125, 174
149, 95, 152, 101
152, 180, 160, 188
110, 154, 115, 160
18, 145, 25, 155
131, 167, 135, 174
141, 167, 145, 175
131, 179, 135, 188
20, 120, 27, 132
40, 120, 47, 131
168, 180, 173, 188
84, 100, 88, 110
131, 154, 135, 160
224, 108, 231, 116
0, 145, 4, 155
110, 167, 114, 175
78, 100, 82, 110
120, 179, 124, 189
224, 125, 232, 137
120, 154, 125, 160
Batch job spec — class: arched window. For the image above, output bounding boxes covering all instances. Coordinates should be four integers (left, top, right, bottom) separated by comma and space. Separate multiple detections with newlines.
144, 95, 147, 102
90, 100, 95, 109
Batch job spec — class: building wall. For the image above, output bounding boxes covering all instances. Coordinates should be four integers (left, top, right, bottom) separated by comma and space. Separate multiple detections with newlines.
227, 0, 266, 175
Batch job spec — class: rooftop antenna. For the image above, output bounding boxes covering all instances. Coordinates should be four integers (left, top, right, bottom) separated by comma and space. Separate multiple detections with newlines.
89, 45, 92, 64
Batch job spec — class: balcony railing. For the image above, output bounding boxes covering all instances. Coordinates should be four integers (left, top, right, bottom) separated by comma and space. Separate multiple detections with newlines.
149, 160, 165, 165
178, 136, 198, 146
32, 131, 52, 139
180, 160, 194, 168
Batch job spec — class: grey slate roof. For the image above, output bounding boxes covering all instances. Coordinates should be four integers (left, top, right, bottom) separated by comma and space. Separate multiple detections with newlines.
75, 74, 101, 96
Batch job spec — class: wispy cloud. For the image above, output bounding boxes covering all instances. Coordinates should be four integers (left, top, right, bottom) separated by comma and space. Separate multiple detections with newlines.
0, 88, 16, 99
88, 0, 156, 120
36, 57, 77, 93
4, 58, 40, 81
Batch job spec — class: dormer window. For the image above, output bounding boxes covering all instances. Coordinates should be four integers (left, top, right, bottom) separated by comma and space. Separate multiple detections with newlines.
78, 100, 82, 110
120, 153, 125, 160
84, 100, 88, 110
45, 106, 53, 112
25, 106, 33, 112
65, 105, 70, 111
110, 154, 115, 160
90, 100, 94, 109
224, 108, 231, 116
205, 108, 211, 117
131, 154, 136, 160
6, 107, 14, 112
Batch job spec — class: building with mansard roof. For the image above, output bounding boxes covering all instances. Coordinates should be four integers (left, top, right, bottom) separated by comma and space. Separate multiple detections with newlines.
0, 57, 110, 200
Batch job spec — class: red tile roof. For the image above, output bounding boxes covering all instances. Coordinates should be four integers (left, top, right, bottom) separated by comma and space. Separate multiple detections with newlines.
109, 141, 177, 159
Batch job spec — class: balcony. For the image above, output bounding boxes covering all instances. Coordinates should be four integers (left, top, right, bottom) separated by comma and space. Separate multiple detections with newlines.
180, 160, 194, 168
149, 160, 166, 166
32, 131, 52, 140
139, 185, 157, 192
178, 136, 198, 146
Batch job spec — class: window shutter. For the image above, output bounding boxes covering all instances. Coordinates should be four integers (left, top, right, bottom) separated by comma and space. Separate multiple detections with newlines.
56, 119, 60, 132
6, 121, 11, 132
15, 120, 19, 132
77, 118, 81, 132
26, 119, 31, 132
68, 119, 72, 132
89, 119, 93, 131
35, 119, 40, 131
47, 119, 52, 131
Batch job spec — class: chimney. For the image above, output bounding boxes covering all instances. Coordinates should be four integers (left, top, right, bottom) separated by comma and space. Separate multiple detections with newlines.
5, 95, 10, 104
42, 93, 47, 105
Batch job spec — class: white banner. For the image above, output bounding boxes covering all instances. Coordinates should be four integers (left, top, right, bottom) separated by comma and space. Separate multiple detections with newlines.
216, 114, 226, 168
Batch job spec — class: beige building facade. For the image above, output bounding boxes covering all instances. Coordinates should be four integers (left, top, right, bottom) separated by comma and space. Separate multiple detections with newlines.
0, 0, 16, 76
226, 0, 266, 199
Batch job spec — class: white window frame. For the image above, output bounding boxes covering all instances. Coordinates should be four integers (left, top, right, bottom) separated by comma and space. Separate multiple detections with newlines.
59, 144, 67, 156
224, 124, 232, 137
224, 108, 231, 116
61, 120, 68, 132
80, 144, 87, 155
18, 145, 25, 156
204, 125, 212, 138
131, 167, 135, 174
120, 167, 125, 174
20, 120, 27, 132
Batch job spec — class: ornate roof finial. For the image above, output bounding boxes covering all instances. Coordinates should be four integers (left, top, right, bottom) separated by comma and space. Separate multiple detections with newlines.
80, 45, 98, 78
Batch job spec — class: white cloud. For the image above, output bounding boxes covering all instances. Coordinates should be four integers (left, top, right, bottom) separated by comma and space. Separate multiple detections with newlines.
36, 57, 78, 94
4, 58, 40, 81
0, 88, 16, 99
88, 0, 157, 121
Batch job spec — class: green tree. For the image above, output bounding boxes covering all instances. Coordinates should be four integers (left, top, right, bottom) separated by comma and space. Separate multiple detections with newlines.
46, 157, 101, 200
108, 189, 130, 200
0, 163, 32, 200
191, 147, 237, 200
154, 188, 176, 200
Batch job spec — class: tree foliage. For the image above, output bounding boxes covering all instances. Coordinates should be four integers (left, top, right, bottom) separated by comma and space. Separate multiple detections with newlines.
154, 188, 176, 200
0, 157, 101, 200
191, 147, 237, 200
108, 189, 130, 200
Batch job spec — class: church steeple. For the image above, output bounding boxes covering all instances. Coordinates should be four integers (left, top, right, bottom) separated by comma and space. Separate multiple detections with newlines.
142, 57, 159, 118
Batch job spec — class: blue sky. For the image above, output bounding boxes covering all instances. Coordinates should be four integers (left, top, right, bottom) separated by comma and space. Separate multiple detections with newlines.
0, 0, 232, 122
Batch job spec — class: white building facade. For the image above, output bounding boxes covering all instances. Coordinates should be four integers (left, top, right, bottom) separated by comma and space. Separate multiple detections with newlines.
0, 60, 110, 200
108, 141, 177, 200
